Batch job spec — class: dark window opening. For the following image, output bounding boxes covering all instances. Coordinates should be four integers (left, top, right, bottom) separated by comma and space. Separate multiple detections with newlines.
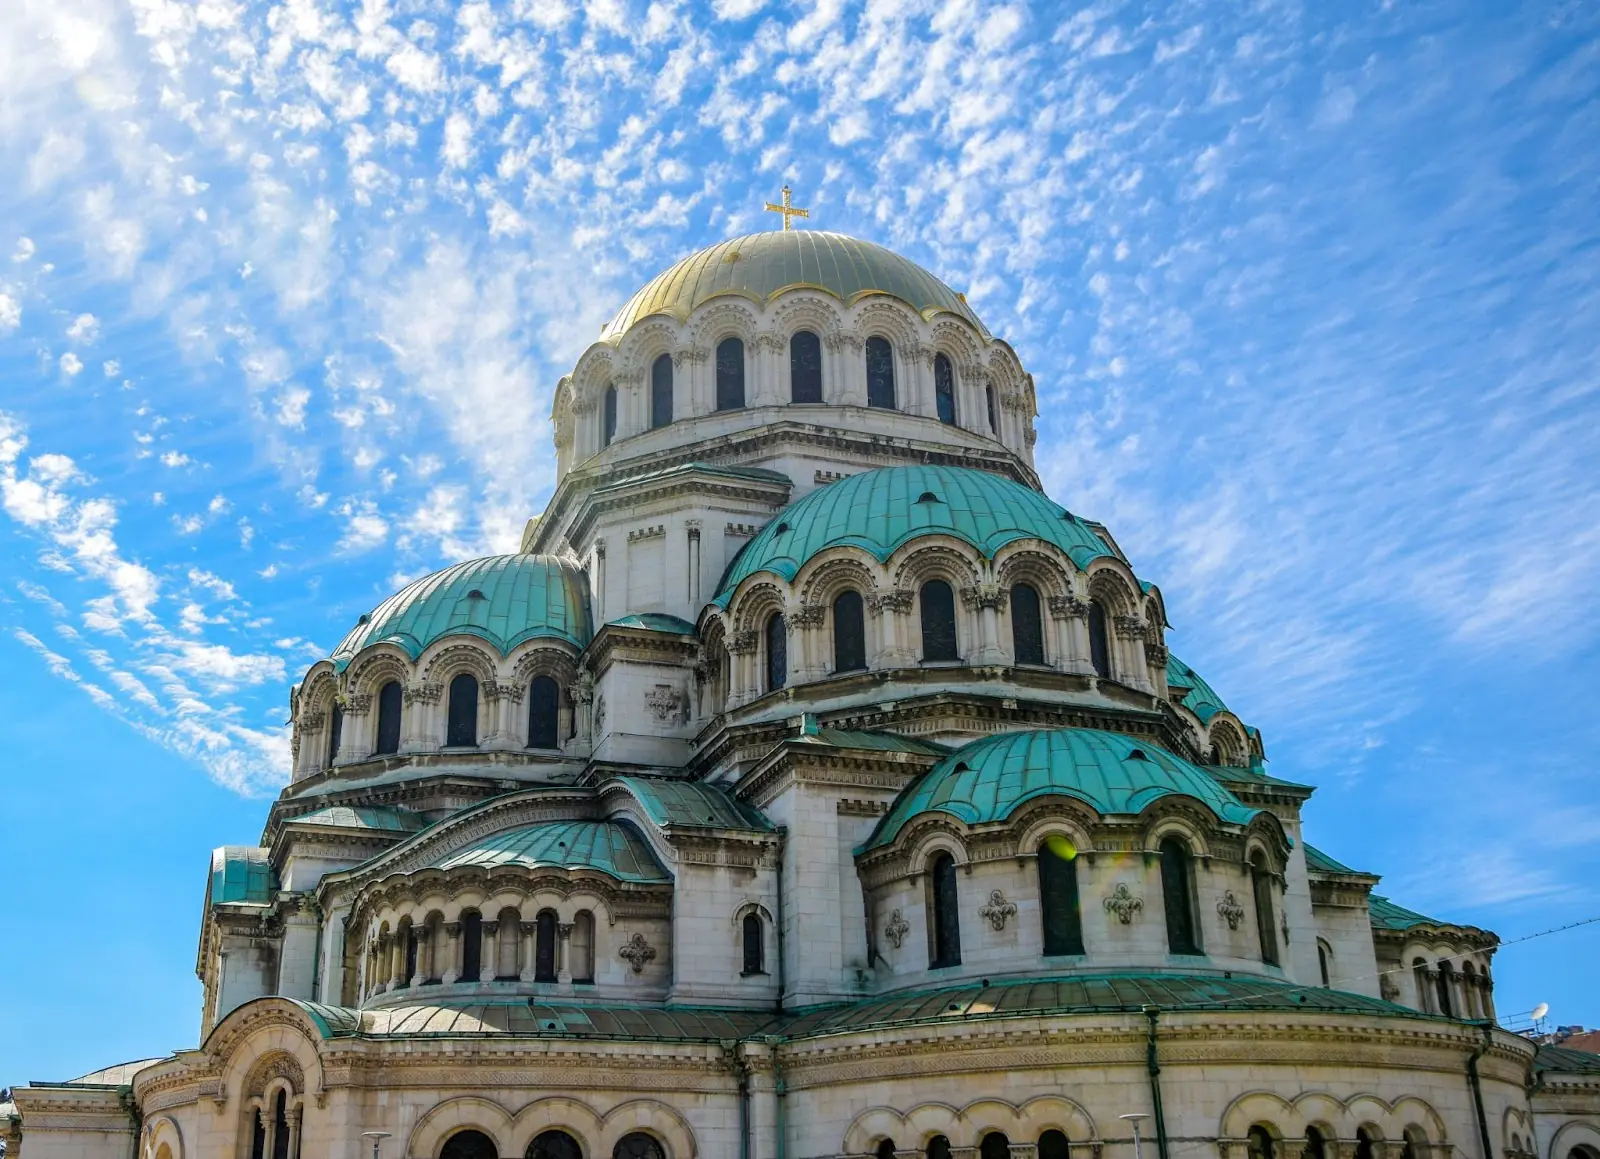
1355, 1130, 1375, 1159
527, 674, 559, 749
791, 330, 823, 403
986, 384, 999, 434
602, 384, 617, 447
866, 336, 896, 408
535, 910, 557, 983
375, 680, 402, 755
1247, 1127, 1276, 1159
766, 612, 787, 692
741, 912, 764, 975
833, 589, 866, 672
934, 352, 958, 425
920, 580, 958, 662
326, 703, 343, 767
1039, 1132, 1071, 1159
446, 673, 478, 747
1039, 838, 1084, 955
877, 1142, 899, 1159
716, 336, 746, 411
650, 353, 673, 429
1010, 582, 1045, 665
442, 1132, 498, 1159
460, 910, 482, 983
1252, 851, 1280, 966
929, 852, 962, 968
614, 1134, 666, 1159
528, 1130, 584, 1159
403, 926, 418, 984
1318, 941, 1331, 987
980, 1135, 1011, 1159
1305, 1128, 1327, 1159
927, 1137, 952, 1159
1087, 599, 1111, 678
270, 1089, 291, 1159
1436, 961, 1455, 1017
250, 1107, 266, 1159
1160, 836, 1201, 955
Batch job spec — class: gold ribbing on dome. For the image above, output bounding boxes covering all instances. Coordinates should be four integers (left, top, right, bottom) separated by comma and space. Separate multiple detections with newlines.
763, 185, 809, 230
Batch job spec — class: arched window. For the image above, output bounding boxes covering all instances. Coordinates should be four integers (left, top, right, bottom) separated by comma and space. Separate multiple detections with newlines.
986, 383, 999, 434
1317, 939, 1332, 987
934, 353, 957, 425
1251, 850, 1280, 966
1159, 837, 1201, 954
571, 909, 595, 983
1399, 1136, 1415, 1159
527, 675, 559, 749
791, 330, 823, 403
446, 673, 478, 747
927, 1137, 952, 1159
460, 910, 482, 982
980, 1134, 1011, 1159
650, 353, 673, 429
1413, 958, 1433, 1013
1011, 582, 1045, 665
1436, 960, 1455, 1017
765, 611, 787, 692
876, 1142, 899, 1159
375, 680, 402, 755
326, 702, 343, 767
1304, 1127, 1327, 1159
1039, 1131, 1070, 1159
535, 909, 557, 982
442, 1133, 498, 1159
1354, 1130, 1375, 1159
1087, 600, 1111, 678
866, 336, 896, 408
271, 1089, 292, 1159
602, 383, 617, 447
716, 337, 745, 411
1038, 838, 1084, 955
832, 589, 866, 672
529, 1131, 584, 1159
614, 1134, 666, 1159
402, 921, 418, 985
920, 580, 959, 662
741, 912, 764, 975
1247, 1127, 1276, 1159
928, 851, 962, 968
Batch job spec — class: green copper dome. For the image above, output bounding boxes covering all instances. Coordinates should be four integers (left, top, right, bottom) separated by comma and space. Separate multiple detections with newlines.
433, 820, 668, 883
863, 728, 1259, 852
330, 554, 591, 670
715, 465, 1115, 604
604, 231, 988, 339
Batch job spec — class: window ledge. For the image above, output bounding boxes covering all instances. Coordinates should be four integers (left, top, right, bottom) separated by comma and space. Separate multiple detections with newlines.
920, 659, 965, 669
740, 970, 769, 978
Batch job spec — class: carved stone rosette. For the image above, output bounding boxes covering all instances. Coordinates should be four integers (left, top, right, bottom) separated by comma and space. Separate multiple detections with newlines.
978, 890, 1017, 932
1216, 891, 1246, 930
618, 932, 657, 974
884, 909, 910, 949
1103, 883, 1144, 925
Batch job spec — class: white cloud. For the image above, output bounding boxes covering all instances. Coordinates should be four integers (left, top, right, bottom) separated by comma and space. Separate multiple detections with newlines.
11, 238, 34, 262
159, 450, 191, 467
0, 293, 20, 333
338, 499, 388, 552
59, 352, 83, 376
66, 313, 100, 342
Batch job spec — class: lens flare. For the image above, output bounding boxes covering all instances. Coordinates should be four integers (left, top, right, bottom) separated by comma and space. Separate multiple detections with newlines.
1043, 833, 1078, 861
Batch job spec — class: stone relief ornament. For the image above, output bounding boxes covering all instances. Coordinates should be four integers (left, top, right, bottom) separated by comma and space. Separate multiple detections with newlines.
1216, 891, 1246, 930
1379, 974, 1401, 1002
978, 890, 1018, 932
1048, 594, 1089, 619
1103, 883, 1144, 925
618, 932, 657, 974
645, 683, 683, 723
594, 696, 607, 734
884, 909, 910, 949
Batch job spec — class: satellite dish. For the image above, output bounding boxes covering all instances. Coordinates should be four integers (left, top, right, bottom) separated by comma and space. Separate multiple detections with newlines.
1532, 1002, 1549, 1021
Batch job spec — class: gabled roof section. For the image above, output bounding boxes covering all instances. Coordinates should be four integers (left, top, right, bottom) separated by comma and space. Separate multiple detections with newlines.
604, 613, 698, 635
611, 776, 774, 832
1368, 895, 1496, 945
1305, 843, 1374, 877
287, 805, 428, 833
210, 846, 277, 906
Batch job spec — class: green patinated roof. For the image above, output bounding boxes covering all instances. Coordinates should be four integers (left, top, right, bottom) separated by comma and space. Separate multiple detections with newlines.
716, 465, 1115, 603
613, 776, 774, 832
603, 231, 988, 340
278, 971, 1427, 1043
210, 846, 278, 905
864, 727, 1259, 852
605, 613, 699, 635
330, 554, 591, 669
1535, 1044, 1600, 1075
288, 805, 428, 833
432, 820, 668, 883
800, 728, 951, 756
1368, 894, 1447, 930
1305, 843, 1370, 876
1166, 654, 1231, 723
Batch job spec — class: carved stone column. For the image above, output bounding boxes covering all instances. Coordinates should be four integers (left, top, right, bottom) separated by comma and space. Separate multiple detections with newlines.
441, 922, 462, 985
286, 1105, 301, 1159
1049, 594, 1091, 674
480, 921, 499, 983
519, 921, 538, 983
962, 583, 1008, 665
557, 922, 575, 984
869, 589, 915, 666
262, 1108, 277, 1159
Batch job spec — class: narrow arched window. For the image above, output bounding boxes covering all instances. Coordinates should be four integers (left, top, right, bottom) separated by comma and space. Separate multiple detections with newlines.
920, 580, 958, 662
535, 909, 557, 982
1354, 1130, 1374, 1159
1160, 836, 1201, 954
650, 353, 673, 429
928, 851, 961, 968
529, 1131, 584, 1159
527, 674, 559, 749
1436, 960, 1455, 1017
446, 673, 478, 747
866, 336, 896, 408
375, 680, 402, 755
927, 1138, 952, 1159
980, 1134, 1011, 1159
1317, 940, 1332, 987
716, 336, 745, 411
403, 922, 418, 985
1039, 1131, 1070, 1159
1251, 850, 1280, 966
934, 353, 958, 425
1011, 582, 1045, 665
1087, 599, 1111, 678
460, 909, 482, 982
442, 1132, 499, 1159
986, 383, 999, 434
876, 1142, 899, 1159
571, 909, 595, 983
326, 701, 344, 768
251, 1105, 267, 1159
833, 589, 866, 672
1038, 838, 1084, 955
1304, 1128, 1327, 1159
614, 1135, 666, 1159
765, 611, 787, 692
741, 912, 764, 975
270, 1089, 290, 1159
1247, 1127, 1275, 1159
1413, 958, 1432, 1013
602, 383, 617, 447
791, 329, 823, 402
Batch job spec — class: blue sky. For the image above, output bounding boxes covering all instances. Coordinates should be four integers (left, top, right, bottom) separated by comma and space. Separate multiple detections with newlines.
1, 0, 1597, 1081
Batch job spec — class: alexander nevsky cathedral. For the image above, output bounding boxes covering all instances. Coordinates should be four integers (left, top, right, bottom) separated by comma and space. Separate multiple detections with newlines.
7, 211, 1599, 1159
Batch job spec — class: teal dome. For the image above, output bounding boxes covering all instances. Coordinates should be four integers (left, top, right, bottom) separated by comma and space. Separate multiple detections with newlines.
715, 466, 1115, 604
863, 728, 1258, 852
331, 554, 591, 669
432, 820, 668, 883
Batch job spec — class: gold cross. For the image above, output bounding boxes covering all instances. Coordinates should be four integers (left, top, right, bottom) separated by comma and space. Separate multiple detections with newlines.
764, 185, 809, 231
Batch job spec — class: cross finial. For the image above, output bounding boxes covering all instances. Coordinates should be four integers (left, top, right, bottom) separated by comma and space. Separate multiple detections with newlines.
764, 185, 809, 231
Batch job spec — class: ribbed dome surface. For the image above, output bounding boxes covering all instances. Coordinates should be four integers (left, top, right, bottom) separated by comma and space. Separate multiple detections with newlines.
863, 728, 1258, 852
603, 231, 988, 338
330, 554, 591, 669
715, 465, 1114, 603
432, 820, 668, 883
